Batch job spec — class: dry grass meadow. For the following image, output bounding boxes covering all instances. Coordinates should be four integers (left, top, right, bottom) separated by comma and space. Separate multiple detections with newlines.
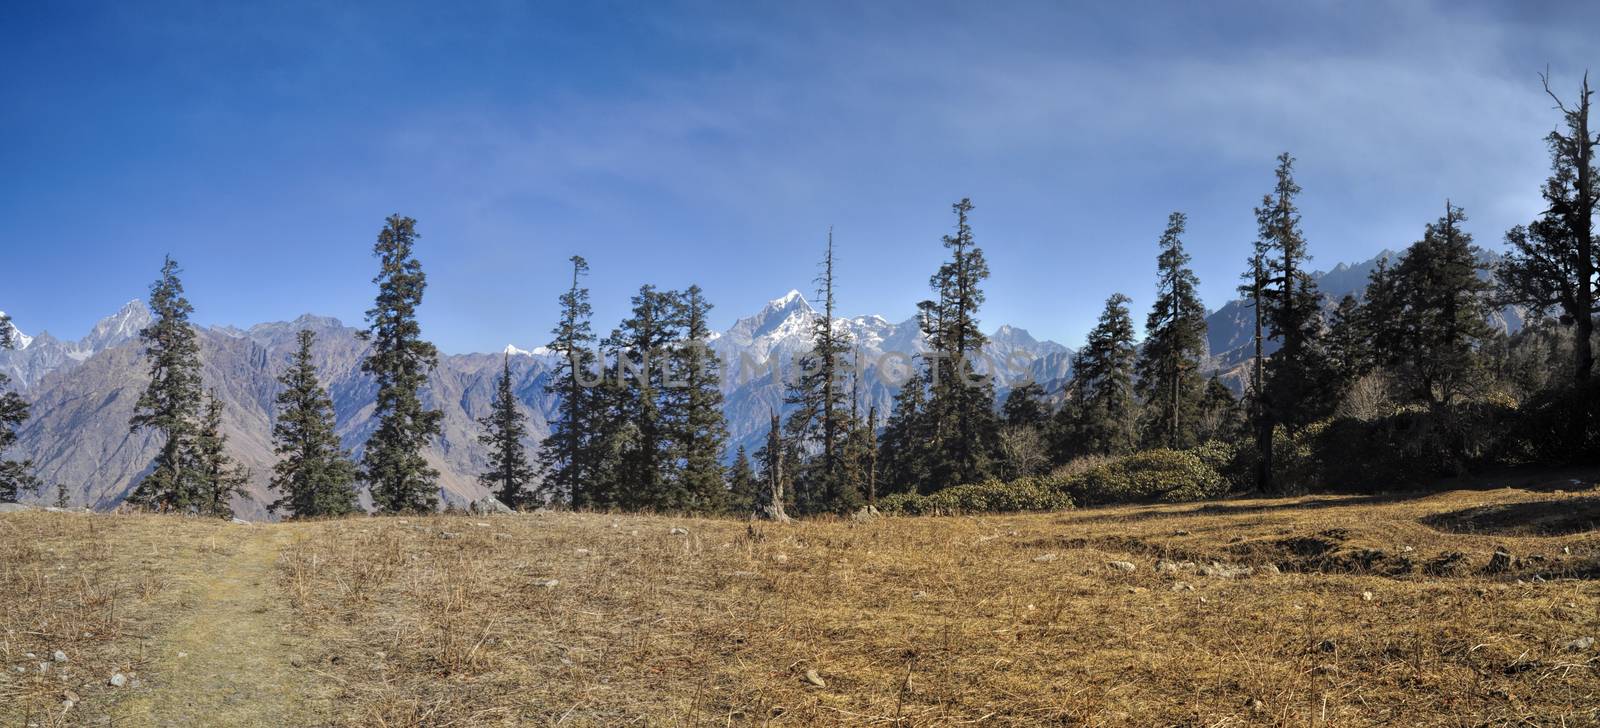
3, 481, 1599, 726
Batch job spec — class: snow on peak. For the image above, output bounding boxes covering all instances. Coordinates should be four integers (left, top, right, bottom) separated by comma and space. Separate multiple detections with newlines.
0, 311, 31, 350
504, 344, 552, 358
769, 289, 807, 308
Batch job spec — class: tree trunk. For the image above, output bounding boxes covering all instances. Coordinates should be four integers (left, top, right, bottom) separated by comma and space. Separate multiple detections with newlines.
1577, 78, 1595, 383
758, 412, 792, 523
1251, 256, 1274, 493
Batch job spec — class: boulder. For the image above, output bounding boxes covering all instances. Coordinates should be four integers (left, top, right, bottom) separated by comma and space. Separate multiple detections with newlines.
1199, 562, 1253, 579
471, 497, 515, 515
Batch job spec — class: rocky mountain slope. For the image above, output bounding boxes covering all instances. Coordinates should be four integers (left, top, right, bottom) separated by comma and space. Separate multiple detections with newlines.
3, 293, 1066, 517
2, 248, 1531, 517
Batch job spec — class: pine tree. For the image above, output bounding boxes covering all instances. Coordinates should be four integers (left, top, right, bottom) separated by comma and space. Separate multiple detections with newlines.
754, 412, 792, 522
1239, 247, 1273, 491
1001, 382, 1049, 430
268, 329, 359, 519
359, 215, 443, 514
785, 230, 858, 514
1325, 294, 1373, 397
922, 200, 999, 489
602, 285, 681, 510
669, 285, 730, 512
539, 256, 601, 507
477, 355, 536, 508
999, 382, 1049, 479
1194, 375, 1243, 443
726, 445, 759, 515
127, 256, 205, 511
1497, 72, 1597, 383
1135, 212, 1208, 449
1257, 153, 1332, 433
194, 391, 248, 519
877, 368, 933, 494
0, 314, 36, 503
1067, 293, 1139, 456
840, 369, 880, 507
1367, 203, 1493, 405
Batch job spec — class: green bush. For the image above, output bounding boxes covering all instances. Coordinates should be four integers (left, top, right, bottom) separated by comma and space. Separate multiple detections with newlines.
1063, 448, 1230, 505
1289, 400, 1523, 493
1511, 380, 1600, 463
878, 477, 1073, 516
1189, 440, 1242, 485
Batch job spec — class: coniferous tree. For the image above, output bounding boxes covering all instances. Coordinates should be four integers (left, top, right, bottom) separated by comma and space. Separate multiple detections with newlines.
602, 285, 681, 510
1366, 203, 1493, 405
840, 365, 880, 507
726, 445, 759, 515
127, 256, 205, 511
194, 391, 247, 518
922, 200, 999, 489
1258, 153, 1332, 433
1062, 294, 1139, 457
539, 256, 601, 507
0, 314, 36, 502
359, 215, 443, 514
877, 368, 933, 494
785, 230, 858, 514
754, 412, 793, 522
1324, 294, 1373, 398
1135, 212, 1208, 449
1194, 375, 1244, 444
1239, 247, 1273, 490
268, 329, 359, 519
1497, 72, 1597, 383
1001, 382, 1049, 431
478, 355, 537, 507
669, 285, 730, 512
999, 382, 1050, 478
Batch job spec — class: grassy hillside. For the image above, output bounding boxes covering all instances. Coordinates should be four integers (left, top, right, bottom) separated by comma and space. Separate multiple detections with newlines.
3, 484, 1598, 726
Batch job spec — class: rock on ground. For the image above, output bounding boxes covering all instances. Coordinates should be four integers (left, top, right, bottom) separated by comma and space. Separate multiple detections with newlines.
471, 497, 514, 515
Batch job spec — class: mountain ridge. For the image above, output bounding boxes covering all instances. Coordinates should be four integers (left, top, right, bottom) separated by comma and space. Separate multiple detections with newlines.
0, 247, 1529, 517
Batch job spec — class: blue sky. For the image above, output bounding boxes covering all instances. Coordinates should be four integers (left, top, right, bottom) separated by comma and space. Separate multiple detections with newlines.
2, 1, 1594, 353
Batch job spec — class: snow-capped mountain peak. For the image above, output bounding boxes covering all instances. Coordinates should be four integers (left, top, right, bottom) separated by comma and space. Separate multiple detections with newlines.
79, 300, 151, 358
503, 344, 554, 357
770, 289, 808, 308
0, 311, 32, 350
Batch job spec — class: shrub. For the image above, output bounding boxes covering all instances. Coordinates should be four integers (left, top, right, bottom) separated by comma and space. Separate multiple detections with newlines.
876, 491, 923, 515
1064, 449, 1229, 505
878, 477, 1073, 516
1275, 399, 1524, 494
1189, 440, 1238, 481
1043, 455, 1113, 489
1511, 379, 1600, 463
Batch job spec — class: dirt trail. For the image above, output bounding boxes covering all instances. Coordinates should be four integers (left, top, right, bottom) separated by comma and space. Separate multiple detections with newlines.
114, 525, 330, 727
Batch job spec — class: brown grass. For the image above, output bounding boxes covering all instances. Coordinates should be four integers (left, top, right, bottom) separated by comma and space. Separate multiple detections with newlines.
0, 511, 229, 726
3, 485, 1597, 727
278, 487, 1600, 727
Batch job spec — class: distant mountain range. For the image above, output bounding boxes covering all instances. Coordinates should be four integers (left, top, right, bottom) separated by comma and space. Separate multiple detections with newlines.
0, 289, 1069, 518
0, 249, 1528, 517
